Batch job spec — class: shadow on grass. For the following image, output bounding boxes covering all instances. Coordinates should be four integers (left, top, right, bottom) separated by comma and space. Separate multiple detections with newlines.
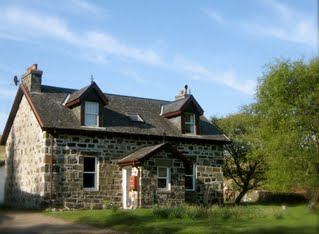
239, 226, 319, 234
210, 220, 319, 234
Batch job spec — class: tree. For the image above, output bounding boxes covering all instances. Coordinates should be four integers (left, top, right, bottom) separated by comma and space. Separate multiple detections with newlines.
253, 58, 319, 210
215, 112, 266, 204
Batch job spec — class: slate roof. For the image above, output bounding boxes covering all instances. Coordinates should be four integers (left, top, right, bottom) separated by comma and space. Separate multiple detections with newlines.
118, 143, 166, 165
1, 84, 231, 144
67, 85, 90, 103
161, 95, 204, 116
118, 142, 191, 166
162, 96, 189, 115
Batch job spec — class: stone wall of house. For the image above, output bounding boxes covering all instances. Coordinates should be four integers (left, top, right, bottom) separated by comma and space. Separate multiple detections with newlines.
49, 134, 159, 209
141, 150, 185, 207
5, 97, 47, 209
177, 143, 224, 204
48, 133, 224, 209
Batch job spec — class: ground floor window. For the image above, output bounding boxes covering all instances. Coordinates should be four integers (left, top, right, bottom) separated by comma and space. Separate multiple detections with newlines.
157, 167, 170, 191
83, 157, 98, 190
185, 164, 196, 191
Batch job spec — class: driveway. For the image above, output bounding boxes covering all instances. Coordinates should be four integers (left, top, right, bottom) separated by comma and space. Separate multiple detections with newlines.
0, 211, 120, 234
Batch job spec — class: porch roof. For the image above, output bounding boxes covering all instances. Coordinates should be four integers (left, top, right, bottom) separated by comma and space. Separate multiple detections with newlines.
118, 142, 190, 167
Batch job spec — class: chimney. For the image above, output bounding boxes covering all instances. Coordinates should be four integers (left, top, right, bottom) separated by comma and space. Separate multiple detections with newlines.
175, 84, 189, 100
21, 64, 43, 92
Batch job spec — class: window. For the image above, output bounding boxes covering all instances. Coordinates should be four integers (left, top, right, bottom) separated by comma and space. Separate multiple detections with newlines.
85, 101, 99, 126
83, 157, 98, 190
157, 167, 170, 191
185, 164, 196, 191
184, 112, 196, 134
127, 114, 144, 122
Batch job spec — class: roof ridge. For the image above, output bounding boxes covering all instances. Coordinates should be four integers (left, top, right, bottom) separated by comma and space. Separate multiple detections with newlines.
105, 92, 170, 103
41, 85, 171, 103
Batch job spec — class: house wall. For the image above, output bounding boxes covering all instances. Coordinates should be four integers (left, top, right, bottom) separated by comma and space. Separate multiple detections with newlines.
0, 165, 5, 204
49, 133, 224, 209
141, 151, 185, 207
5, 96, 47, 209
178, 144, 224, 205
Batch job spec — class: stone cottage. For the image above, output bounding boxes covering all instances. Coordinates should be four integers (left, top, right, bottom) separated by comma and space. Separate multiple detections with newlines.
0, 64, 230, 209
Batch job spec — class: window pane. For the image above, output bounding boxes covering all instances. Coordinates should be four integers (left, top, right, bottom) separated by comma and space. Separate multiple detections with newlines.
85, 102, 99, 126
83, 173, 95, 188
185, 123, 195, 134
158, 167, 167, 177
84, 157, 96, 172
85, 114, 98, 126
185, 113, 195, 124
86, 102, 98, 114
185, 176, 194, 190
158, 178, 167, 188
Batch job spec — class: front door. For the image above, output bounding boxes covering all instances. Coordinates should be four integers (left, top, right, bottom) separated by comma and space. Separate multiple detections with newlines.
122, 167, 139, 209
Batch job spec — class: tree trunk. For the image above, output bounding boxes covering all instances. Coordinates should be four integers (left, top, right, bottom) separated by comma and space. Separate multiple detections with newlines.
308, 190, 319, 211
235, 189, 249, 204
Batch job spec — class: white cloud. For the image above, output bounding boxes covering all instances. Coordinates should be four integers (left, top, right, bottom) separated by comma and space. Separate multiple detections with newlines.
69, 0, 102, 15
1, 6, 77, 43
265, 0, 294, 20
244, 0, 317, 48
0, 6, 164, 66
84, 32, 164, 66
0, 5, 255, 96
203, 0, 317, 49
121, 69, 145, 83
202, 8, 226, 25
173, 56, 256, 95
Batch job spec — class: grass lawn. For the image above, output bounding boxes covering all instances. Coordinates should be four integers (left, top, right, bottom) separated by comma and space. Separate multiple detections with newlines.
46, 204, 319, 234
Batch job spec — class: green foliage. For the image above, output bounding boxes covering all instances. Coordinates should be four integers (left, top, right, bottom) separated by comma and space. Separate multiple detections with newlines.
152, 204, 286, 221
46, 205, 318, 233
215, 112, 266, 203
254, 58, 319, 196
152, 205, 187, 219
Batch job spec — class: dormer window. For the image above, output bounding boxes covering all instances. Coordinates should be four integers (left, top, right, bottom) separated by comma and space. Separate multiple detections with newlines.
184, 112, 196, 134
85, 101, 99, 126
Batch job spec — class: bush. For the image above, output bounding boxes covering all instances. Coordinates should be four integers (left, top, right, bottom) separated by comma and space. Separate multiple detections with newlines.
152, 203, 287, 220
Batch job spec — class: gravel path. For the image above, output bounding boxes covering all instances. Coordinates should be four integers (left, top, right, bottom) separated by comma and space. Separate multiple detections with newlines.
0, 211, 120, 234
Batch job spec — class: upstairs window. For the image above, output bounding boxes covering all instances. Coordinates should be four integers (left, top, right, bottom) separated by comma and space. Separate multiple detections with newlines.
157, 167, 171, 191
83, 157, 98, 190
85, 101, 99, 126
184, 112, 196, 134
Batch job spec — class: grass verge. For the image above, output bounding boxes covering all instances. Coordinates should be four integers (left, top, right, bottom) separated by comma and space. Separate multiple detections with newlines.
46, 204, 319, 234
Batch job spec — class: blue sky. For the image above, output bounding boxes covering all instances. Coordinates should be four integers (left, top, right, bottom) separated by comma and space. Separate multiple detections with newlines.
0, 0, 317, 134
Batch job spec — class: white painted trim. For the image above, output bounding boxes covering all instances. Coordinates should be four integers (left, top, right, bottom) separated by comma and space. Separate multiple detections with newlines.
122, 168, 128, 209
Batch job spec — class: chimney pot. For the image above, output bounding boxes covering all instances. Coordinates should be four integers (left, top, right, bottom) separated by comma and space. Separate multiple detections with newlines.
175, 85, 189, 100
27, 64, 38, 72
21, 64, 43, 92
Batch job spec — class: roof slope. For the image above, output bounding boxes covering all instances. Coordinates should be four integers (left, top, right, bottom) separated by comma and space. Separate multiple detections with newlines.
118, 143, 166, 165
162, 95, 203, 116
1, 84, 230, 144
118, 142, 191, 166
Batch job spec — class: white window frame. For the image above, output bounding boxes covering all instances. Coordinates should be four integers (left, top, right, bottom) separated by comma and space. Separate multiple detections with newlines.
84, 101, 99, 126
83, 156, 99, 190
157, 167, 171, 191
184, 112, 196, 134
185, 164, 196, 191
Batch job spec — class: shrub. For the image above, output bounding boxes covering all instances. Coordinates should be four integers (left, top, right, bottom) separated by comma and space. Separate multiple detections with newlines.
152, 203, 287, 221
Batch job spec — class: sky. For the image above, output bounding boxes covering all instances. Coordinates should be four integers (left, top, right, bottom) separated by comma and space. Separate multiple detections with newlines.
0, 0, 317, 134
